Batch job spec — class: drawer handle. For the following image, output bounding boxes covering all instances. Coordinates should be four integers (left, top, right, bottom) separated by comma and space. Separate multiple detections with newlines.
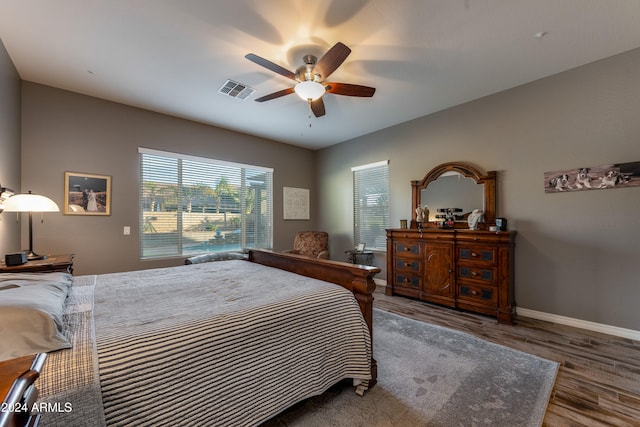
471, 271, 478, 276
405, 247, 412, 252
471, 290, 479, 296
471, 252, 478, 257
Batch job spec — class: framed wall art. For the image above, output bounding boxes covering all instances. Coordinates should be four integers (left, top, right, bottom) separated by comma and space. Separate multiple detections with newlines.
544, 161, 640, 193
64, 172, 112, 215
283, 187, 309, 220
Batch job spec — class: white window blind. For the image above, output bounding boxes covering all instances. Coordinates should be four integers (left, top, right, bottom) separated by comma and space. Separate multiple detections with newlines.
352, 160, 389, 251
139, 148, 273, 258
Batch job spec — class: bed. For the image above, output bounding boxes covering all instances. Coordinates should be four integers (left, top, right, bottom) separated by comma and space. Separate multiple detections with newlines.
1, 249, 379, 426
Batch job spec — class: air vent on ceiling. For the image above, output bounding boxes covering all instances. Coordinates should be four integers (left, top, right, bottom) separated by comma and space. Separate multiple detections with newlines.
218, 79, 255, 100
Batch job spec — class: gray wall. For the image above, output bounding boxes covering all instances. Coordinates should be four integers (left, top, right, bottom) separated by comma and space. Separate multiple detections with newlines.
317, 48, 640, 331
20, 83, 317, 275
0, 39, 21, 255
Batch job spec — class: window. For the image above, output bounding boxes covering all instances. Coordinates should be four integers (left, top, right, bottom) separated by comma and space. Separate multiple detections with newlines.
352, 160, 389, 251
139, 148, 273, 258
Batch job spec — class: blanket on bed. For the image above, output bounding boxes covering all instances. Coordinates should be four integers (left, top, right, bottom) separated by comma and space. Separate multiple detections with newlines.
38, 260, 371, 427
36, 275, 106, 426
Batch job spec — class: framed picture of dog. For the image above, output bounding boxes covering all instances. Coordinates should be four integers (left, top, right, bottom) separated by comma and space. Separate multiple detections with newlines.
544, 161, 640, 193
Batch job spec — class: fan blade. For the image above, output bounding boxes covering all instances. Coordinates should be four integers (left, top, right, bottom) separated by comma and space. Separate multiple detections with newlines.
313, 42, 351, 80
245, 53, 296, 80
310, 98, 326, 117
254, 87, 295, 102
325, 82, 376, 97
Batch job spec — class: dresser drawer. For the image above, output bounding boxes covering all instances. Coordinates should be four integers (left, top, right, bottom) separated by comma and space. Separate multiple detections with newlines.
394, 272, 422, 289
457, 265, 496, 284
394, 257, 422, 273
457, 283, 498, 306
394, 240, 422, 258
457, 246, 497, 266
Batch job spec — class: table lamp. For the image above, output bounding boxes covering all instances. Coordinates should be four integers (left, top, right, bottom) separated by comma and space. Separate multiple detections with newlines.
3, 191, 60, 260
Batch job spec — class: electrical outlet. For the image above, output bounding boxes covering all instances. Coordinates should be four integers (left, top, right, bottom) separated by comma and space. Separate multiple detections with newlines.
123, 226, 131, 235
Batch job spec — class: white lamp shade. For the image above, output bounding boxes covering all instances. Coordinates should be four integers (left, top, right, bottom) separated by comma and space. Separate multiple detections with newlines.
294, 81, 326, 101
3, 193, 60, 212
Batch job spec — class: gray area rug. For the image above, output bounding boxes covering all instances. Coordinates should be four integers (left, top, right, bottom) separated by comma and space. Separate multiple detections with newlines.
264, 309, 558, 426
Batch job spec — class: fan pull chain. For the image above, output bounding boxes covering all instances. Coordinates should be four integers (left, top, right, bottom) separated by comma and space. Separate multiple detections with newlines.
307, 99, 312, 127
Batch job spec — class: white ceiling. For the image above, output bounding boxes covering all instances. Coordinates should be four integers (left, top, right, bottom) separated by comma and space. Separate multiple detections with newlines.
2, 1, 640, 150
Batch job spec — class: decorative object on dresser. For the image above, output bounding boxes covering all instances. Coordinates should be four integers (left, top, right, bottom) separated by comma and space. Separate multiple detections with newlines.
467, 209, 484, 230
415, 205, 427, 223
388, 162, 515, 324
435, 207, 463, 229
496, 217, 508, 231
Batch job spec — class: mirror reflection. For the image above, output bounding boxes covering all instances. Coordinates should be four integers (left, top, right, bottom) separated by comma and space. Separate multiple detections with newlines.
421, 173, 484, 221
411, 161, 496, 229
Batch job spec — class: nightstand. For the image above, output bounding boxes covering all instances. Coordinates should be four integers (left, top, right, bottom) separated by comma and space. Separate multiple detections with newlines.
0, 254, 74, 274
0, 353, 47, 427
345, 250, 374, 266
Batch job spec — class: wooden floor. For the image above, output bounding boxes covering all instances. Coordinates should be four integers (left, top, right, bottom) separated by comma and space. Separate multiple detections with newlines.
373, 287, 640, 426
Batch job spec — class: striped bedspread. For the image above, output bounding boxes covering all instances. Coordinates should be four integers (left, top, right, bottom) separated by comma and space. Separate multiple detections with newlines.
38, 260, 371, 426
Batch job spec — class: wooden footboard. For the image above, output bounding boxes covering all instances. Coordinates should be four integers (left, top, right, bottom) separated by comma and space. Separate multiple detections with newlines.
248, 249, 380, 386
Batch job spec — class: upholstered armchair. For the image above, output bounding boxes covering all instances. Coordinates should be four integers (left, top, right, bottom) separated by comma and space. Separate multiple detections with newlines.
283, 231, 329, 259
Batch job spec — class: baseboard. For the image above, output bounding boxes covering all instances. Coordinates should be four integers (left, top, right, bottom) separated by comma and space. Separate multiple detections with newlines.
516, 307, 640, 341
375, 279, 640, 341
374, 278, 387, 287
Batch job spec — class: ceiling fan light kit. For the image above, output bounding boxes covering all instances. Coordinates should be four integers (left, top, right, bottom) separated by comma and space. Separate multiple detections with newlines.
294, 80, 325, 101
245, 42, 375, 117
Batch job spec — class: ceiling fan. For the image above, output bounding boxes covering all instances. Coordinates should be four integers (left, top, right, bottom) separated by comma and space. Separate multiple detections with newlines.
245, 42, 375, 117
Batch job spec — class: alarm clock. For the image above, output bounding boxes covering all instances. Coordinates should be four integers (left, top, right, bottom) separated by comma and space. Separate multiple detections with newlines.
5, 251, 27, 266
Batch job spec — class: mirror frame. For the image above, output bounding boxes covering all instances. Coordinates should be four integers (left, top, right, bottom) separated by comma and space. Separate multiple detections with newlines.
411, 161, 496, 229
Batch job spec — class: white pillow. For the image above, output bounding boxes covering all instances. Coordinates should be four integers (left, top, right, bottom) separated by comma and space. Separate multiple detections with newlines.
0, 276, 71, 361
0, 272, 73, 290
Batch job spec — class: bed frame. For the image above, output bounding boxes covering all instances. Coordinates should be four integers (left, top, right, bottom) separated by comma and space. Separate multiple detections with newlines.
248, 249, 380, 386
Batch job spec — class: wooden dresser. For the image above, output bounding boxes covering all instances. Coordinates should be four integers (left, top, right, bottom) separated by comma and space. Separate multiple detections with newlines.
386, 228, 515, 323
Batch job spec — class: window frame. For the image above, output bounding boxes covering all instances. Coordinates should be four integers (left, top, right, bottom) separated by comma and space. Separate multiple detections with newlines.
352, 160, 390, 252
138, 147, 273, 259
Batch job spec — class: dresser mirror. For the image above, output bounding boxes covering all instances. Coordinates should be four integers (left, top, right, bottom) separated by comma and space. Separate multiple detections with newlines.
411, 162, 496, 228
